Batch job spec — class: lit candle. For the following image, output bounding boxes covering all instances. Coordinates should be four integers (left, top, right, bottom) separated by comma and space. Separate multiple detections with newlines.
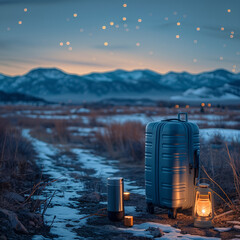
124, 216, 133, 227
124, 192, 130, 200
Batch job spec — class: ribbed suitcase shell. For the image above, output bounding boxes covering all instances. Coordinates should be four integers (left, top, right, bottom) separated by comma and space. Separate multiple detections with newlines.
145, 113, 200, 215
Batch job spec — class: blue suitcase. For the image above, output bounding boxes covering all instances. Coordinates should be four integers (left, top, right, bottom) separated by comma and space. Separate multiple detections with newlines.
145, 113, 200, 218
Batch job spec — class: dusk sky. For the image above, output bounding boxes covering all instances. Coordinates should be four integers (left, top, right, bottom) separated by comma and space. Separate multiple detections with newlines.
0, 0, 239, 76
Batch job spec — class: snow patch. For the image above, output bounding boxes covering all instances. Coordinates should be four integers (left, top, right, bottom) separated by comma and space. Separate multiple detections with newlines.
214, 227, 231, 232
200, 128, 240, 142
118, 222, 220, 239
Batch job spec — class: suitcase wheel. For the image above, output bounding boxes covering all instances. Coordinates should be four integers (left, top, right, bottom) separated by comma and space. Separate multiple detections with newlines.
168, 208, 177, 219
146, 203, 154, 214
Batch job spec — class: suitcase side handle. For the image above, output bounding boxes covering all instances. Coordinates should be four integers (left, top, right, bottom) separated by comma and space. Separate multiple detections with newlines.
178, 112, 188, 122
193, 150, 200, 184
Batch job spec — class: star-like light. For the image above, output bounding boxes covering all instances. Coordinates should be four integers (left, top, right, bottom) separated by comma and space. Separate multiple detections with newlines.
177, 22, 181, 26
59, 42, 63, 46
18, 21, 22, 25
227, 9, 231, 13
221, 27, 224, 31
122, 17, 127, 21
123, 3, 127, 7
196, 27, 200, 31
73, 13, 77, 17
104, 42, 108, 46
66, 41, 70, 45
231, 31, 234, 34
136, 42, 140, 47
138, 18, 142, 23
176, 35, 180, 39
230, 34, 234, 38
102, 26, 106, 30
110, 22, 114, 26
24, 8, 27, 12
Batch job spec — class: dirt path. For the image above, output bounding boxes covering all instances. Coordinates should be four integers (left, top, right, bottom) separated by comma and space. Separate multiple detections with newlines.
22, 129, 240, 240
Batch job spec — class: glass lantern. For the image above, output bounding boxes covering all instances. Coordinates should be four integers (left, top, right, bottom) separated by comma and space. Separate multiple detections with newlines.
193, 183, 214, 228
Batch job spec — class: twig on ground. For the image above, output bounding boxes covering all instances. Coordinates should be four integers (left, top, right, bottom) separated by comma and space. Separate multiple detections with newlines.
214, 210, 234, 219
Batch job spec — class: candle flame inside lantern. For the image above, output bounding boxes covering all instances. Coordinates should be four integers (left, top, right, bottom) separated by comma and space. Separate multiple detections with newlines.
196, 194, 212, 217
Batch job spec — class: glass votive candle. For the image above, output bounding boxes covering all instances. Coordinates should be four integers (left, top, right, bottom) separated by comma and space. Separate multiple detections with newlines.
124, 216, 133, 227
124, 192, 130, 201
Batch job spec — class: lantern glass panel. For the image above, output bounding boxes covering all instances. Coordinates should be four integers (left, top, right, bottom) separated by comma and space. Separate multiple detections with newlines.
196, 194, 212, 217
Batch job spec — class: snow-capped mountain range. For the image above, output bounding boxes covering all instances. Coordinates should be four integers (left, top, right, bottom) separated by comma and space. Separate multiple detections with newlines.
0, 68, 239, 102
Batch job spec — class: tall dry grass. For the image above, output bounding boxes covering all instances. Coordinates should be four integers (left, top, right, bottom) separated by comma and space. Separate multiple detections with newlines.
95, 121, 145, 163
0, 117, 36, 190
200, 136, 240, 207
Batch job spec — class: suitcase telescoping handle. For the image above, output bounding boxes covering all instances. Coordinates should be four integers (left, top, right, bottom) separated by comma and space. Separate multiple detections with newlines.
178, 112, 188, 122
164, 113, 188, 122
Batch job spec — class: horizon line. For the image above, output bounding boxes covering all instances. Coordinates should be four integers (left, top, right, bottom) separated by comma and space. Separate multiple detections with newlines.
0, 66, 239, 78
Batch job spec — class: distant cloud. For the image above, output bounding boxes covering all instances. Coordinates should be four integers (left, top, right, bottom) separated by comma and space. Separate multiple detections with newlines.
0, 0, 78, 5
155, 22, 176, 30
44, 57, 114, 67
0, 56, 114, 68
94, 44, 133, 50
206, 57, 237, 63
200, 25, 240, 40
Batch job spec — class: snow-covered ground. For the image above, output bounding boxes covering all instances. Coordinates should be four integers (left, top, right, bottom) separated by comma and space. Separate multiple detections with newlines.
118, 222, 220, 240
24, 129, 221, 240
22, 129, 145, 239
96, 113, 239, 128
22, 129, 86, 240
200, 128, 240, 142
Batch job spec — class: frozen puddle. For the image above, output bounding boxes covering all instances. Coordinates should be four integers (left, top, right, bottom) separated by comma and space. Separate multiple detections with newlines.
118, 222, 220, 240
22, 129, 86, 240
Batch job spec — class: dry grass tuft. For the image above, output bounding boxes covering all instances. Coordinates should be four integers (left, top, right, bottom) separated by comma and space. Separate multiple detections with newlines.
95, 121, 145, 163
0, 117, 35, 179
200, 136, 240, 208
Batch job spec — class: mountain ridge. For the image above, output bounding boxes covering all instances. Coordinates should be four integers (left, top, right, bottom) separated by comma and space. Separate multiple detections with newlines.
0, 67, 239, 102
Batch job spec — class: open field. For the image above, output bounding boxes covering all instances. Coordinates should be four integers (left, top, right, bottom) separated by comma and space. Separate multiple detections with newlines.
0, 103, 240, 239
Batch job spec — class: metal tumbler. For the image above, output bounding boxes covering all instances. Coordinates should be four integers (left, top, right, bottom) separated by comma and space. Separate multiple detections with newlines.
107, 177, 124, 221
